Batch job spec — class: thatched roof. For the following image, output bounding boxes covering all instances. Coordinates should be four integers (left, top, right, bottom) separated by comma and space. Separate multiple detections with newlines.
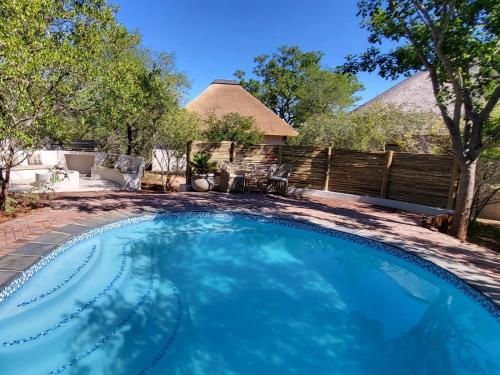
186, 80, 298, 137
355, 71, 442, 115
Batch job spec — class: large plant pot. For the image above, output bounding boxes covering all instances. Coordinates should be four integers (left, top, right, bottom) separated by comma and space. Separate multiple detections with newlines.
191, 174, 214, 192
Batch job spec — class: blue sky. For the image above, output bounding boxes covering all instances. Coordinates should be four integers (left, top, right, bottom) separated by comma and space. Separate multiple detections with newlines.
112, 0, 403, 106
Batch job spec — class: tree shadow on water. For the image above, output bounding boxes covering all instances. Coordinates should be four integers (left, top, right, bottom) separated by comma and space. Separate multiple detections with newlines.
46, 212, 498, 375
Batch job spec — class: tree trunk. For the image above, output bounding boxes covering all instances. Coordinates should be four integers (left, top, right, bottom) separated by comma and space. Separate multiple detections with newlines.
0, 147, 14, 213
451, 159, 477, 240
0, 163, 12, 213
0, 179, 9, 212
126, 124, 133, 155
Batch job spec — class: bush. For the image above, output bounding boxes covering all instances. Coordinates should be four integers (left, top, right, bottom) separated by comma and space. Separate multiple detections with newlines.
204, 113, 263, 145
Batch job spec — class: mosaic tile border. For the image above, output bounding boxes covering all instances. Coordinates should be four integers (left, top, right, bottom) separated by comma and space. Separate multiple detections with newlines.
3, 247, 128, 347
17, 245, 97, 308
0, 210, 498, 322
48, 248, 156, 375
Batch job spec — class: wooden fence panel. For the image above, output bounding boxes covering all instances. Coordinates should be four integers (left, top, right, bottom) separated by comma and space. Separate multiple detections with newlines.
387, 153, 454, 207
234, 144, 279, 171
191, 141, 232, 164
186, 141, 457, 209
282, 146, 327, 190
329, 150, 387, 196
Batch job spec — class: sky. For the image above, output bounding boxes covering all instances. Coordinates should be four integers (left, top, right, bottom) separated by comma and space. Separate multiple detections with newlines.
112, 0, 403, 107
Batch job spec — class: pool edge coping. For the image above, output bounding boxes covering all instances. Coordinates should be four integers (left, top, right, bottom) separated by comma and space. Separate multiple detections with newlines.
0, 208, 499, 320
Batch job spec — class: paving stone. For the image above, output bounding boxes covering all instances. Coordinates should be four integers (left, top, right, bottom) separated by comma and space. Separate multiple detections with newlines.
0, 270, 20, 286
32, 232, 73, 244
0, 254, 39, 271
57, 224, 91, 235
76, 217, 112, 227
12, 242, 57, 256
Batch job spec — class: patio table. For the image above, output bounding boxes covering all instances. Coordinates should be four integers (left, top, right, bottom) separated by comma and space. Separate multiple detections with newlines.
245, 166, 268, 193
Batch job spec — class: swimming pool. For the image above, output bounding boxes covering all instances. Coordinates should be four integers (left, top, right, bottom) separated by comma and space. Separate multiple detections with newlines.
0, 212, 498, 374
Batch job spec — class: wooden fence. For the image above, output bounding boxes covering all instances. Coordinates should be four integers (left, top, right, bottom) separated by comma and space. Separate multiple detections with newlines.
187, 141, 458, 209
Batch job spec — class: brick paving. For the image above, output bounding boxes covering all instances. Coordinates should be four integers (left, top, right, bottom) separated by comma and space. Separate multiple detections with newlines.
0, 191, 499, 306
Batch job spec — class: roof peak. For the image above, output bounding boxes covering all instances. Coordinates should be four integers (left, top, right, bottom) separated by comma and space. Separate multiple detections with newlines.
211, 79, 240, 85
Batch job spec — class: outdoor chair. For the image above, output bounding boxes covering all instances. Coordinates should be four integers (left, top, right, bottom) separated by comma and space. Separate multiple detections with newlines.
265, 164, 292, 195
218, 161, 246, 193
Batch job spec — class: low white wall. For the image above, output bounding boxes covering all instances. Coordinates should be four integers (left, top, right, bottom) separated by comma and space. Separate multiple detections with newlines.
64, 153, 96, 174
5, 150, 58, 168
11, 168, 51, 185
11, 150, 144, 191
152, 149, 186, 173
34, 150, 59, 166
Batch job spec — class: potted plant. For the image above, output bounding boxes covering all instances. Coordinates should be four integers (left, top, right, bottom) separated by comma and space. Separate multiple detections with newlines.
190, 152, 217, 192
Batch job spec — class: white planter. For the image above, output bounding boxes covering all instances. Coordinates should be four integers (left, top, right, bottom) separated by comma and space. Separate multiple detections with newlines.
191, 174, 214, 192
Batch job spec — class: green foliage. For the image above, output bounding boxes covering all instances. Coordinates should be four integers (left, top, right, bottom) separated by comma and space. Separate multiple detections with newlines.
340, 0, 499, 159
203, 113, 263, 145
2, 196, 18, 216
153, 109, 200, 190
0, 0, 128, 210
288, 112, 352, 149
471, 147, 500, 225
0, 0, 124, 146
190, 152, 217, 175
292, 103, 449, 153
339, 0, 500, 238
0, 0, 192, 209
75, 47, 189, 160
235, 45, 362, 127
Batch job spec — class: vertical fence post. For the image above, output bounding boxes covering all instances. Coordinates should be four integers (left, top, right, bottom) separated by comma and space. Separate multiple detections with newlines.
278, 145, 283, 164
323, 147, 332, 191
186, 140, 193, 185
230, 141, 236, 162
380, 150, 394, 198
447, 161, 460, 209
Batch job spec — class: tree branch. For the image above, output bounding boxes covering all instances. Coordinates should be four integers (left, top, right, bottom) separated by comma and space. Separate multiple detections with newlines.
477, 85, 500, 127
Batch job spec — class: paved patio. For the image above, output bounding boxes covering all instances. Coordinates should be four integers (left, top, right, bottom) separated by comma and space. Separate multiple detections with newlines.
0, 191, 499, 307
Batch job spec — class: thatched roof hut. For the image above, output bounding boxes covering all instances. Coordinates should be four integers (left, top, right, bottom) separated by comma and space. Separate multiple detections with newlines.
354, 71, 442, 115
186, 80, 298, 145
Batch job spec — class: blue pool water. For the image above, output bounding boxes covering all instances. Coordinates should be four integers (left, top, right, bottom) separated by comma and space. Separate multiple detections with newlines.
0, 213, 499, 374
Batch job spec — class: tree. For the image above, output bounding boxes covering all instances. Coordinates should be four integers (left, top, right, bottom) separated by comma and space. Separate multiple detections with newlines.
291, 103, 448, 153
129, 50, 190, 162
72, 45, 189, 167
340, 0, 499, 240
0, 0, 126, 211
235, 46, 362, 127
470, 147, 500, 225
203, 113, 263, 145
152, 109, 199, 191
351, 103, 449, 153
288, 112, 353, 149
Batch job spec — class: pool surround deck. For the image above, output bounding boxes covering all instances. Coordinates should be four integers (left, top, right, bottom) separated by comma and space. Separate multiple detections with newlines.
0, 191, 499, 309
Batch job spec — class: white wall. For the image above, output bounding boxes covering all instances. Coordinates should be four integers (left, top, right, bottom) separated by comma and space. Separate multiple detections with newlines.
152, 149, 186, 173
64, 153, 95, 174
34, 150, 59, 166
